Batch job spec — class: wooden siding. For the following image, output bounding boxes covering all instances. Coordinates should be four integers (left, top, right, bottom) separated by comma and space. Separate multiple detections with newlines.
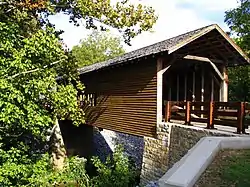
80, 59, 157, 137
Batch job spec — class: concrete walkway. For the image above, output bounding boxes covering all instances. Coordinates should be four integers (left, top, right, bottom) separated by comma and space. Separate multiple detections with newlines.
158, 136, 250, 187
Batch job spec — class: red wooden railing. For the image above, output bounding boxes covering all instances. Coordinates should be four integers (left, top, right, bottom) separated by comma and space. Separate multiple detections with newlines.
165, 101, 250, 134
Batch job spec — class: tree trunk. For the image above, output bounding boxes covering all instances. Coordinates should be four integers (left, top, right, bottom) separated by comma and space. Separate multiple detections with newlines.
51, 119, 66, 170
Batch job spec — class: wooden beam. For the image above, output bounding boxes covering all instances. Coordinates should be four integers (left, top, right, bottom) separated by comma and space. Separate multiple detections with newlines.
219, 82, 223, 102
183, 55, 224, 81
157, 56, 173, 124
177, 75, 179, 101
184, 73, 187, 109
162, 65, 171, 74
157, 57, 164, 124
201, 67, 205, 118
165, 101, 171, 122
184, 74, 187, 101
211, 75, 214, 101
213, 75, 221, 86
183, 37, 229, 63
214, 25, 250, 64
185, 101, 191, 125
207, 101, 215, 129
237, 102, 245, 134
168, 87, 172, 101
222, 66, 228, 102
192, 71, 195, 110
183, 55, 224, 65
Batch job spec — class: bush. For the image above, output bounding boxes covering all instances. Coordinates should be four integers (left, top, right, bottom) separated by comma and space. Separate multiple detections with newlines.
91, 145, 138, 187
0, 145, 138, 187
0, 153, 91, 187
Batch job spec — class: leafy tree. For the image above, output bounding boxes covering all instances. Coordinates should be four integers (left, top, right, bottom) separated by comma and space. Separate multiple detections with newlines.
0, 0, 157, 185
225, 0, 250, 101
72, 31, 125, 67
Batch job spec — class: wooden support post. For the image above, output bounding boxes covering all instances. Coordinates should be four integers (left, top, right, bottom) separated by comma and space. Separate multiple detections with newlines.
184, 74, 187, 101
219, 66, 228, 103
165, 101, 171, 122
185, 101, 191, 125
184, 74, 187, 109
201, 68, 205, 118
177, 75, 179, 101
219, 83, 223, 102
211, 75, 214, 101
207, 101, 215, 129
156, 58, 165, 124
168, 87, 172, 101
222, 66, 228, 102
192, 71, 195, 110
237, 102, 245, 134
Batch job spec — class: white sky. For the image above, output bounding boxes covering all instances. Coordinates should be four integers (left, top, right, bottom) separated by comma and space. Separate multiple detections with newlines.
48, 0, 239, 52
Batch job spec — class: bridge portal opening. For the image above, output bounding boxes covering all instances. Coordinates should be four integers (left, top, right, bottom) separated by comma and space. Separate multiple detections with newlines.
161, 57, 226, 120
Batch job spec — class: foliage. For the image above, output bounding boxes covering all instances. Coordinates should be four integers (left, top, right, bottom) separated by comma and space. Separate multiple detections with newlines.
1, 0, 158, 45
225, 0, 250, 56
0, 153, 91, 187
0, 9, 84, 185
72, 31, 125, 67
91, 145, 138, 187
225, 0, 250, 101
0, 145, 137, 187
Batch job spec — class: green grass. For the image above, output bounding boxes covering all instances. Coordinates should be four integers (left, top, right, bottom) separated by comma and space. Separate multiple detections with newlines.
196, 149, 250, 187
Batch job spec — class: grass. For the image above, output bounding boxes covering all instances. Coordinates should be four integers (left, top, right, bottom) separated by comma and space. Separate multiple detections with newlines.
195, 149, 250, 187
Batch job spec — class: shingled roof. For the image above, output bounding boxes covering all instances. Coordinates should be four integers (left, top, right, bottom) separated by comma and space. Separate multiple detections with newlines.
78, 24, 249, 75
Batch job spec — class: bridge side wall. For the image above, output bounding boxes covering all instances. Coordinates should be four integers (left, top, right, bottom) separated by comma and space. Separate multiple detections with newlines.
80, 58, 157, 138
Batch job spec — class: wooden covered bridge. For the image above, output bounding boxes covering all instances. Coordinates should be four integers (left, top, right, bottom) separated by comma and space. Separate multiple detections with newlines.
78, 24, 250, 138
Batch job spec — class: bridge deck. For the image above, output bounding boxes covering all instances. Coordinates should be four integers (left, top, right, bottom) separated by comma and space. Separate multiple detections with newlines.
171, 119, 250, 135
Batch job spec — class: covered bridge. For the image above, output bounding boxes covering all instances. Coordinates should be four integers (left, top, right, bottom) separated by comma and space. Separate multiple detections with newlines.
78, 24, 250, 138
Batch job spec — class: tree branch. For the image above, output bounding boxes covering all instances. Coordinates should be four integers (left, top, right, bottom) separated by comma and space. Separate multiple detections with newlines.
7, 60, 62, 79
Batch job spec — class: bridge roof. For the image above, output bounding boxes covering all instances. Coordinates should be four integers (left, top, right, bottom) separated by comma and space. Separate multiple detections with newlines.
79, 24, 250, 75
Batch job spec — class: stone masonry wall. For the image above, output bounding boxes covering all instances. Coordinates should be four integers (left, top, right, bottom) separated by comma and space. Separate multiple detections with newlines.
93, 128, 145, 170
167, 124, 236, 169
140, 123, 170, 186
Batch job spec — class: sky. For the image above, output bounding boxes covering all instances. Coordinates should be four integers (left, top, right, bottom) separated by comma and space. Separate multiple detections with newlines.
48, 0, 240, 52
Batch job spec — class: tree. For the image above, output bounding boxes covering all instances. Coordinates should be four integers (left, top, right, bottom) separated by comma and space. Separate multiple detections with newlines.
72, 31, 126, 67
0, 0, 157, 185
225, 0, 250, 101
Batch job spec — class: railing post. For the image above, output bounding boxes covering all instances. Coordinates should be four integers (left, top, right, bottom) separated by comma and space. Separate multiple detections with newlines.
185, 101, 191, 125
237, 102, 245, 134
243, 102, 246, 134
165, 101, 171, 122
207, 101, 215, 129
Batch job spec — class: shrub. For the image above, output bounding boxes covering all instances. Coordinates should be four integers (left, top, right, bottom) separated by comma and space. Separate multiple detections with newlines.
91, 145, 138, 187
0, 153, 91, 187
0, 145, 138, 187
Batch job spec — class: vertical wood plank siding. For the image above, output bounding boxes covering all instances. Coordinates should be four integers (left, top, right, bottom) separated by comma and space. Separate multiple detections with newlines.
80, 59, 157, 137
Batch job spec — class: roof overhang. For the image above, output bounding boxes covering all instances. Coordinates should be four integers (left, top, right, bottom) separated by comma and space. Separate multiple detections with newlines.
78, 24, 249, 76
168, 24, 250, 67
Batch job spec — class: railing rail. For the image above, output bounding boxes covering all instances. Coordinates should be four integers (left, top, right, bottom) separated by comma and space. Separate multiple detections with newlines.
165, 101, 250, 134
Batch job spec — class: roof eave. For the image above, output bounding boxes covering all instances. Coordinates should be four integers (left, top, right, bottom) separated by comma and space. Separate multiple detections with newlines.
167, 24, 250, 65
167, 24, 217, 55
214, 25, 250, 65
